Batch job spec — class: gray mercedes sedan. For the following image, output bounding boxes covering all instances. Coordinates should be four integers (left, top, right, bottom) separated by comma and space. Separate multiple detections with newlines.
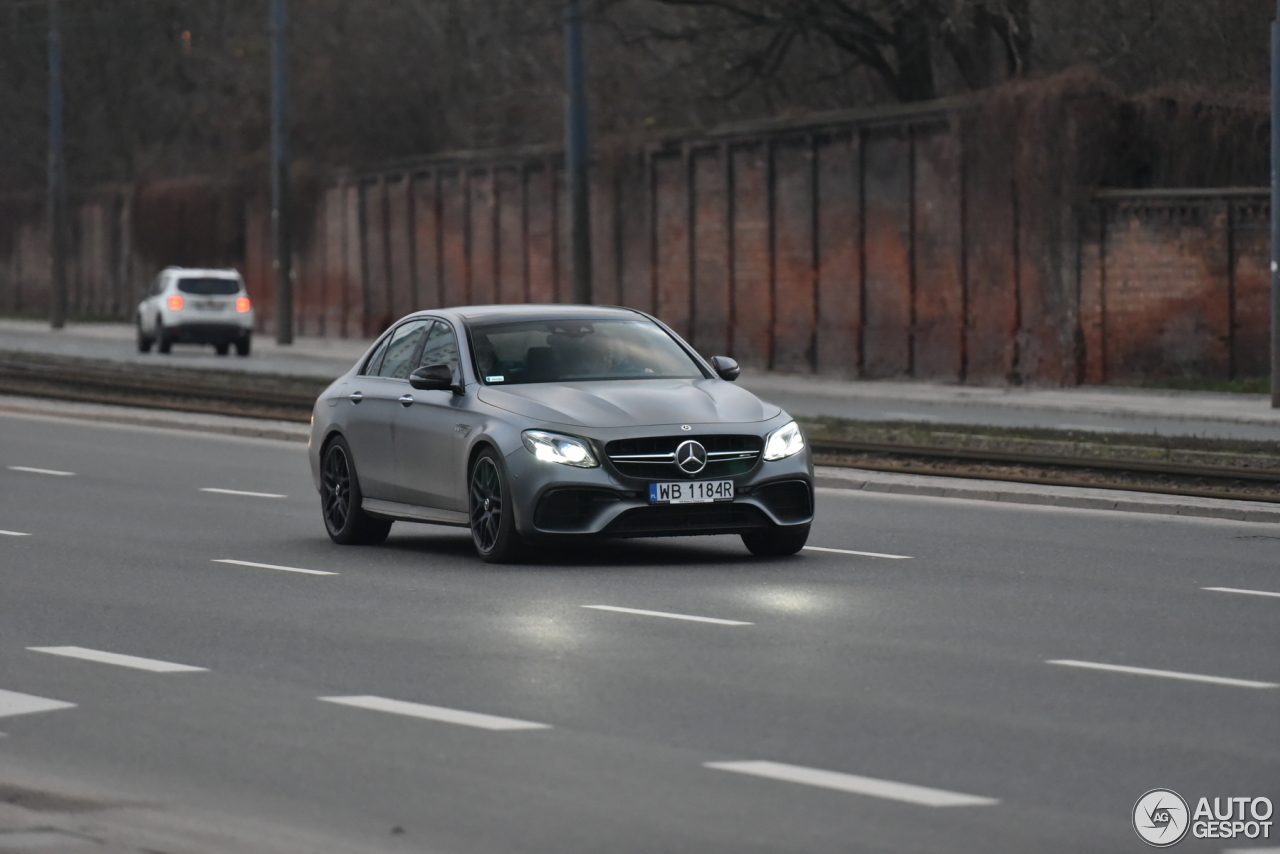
308, 305, 814, 562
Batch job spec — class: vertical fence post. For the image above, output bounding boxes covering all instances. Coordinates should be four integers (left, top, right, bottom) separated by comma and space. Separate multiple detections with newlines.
47, 0, 66, 329
271, 0, 293, 343
565, 0, 591, 305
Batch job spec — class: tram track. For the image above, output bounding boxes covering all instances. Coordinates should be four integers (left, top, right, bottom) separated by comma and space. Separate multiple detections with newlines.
2, 350, 1277, 504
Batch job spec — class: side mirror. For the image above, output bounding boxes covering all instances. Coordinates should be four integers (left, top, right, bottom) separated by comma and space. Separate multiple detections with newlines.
409, 362, 464, 395
709, 355, 740, 382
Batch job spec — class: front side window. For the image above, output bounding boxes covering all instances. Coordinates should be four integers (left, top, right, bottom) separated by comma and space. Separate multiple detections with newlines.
376, 320, 429, 379
468, 318, 704, 385
418, 321, 460, 369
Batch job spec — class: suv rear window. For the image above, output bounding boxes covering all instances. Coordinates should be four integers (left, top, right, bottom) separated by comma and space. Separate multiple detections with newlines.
177, 278, 240, 295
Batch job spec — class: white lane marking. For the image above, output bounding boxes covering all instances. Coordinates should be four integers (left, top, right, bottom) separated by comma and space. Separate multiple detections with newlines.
582, 605, 751, 626
705, 760, 999, 807
803, 546, 913, 560
200, 487, 287, 498
1204, 586, 1280, 600
318, 696, 550, 731
8, 466, 74, 477
1047, 660, 1278, 689
213, 559, 336, 576
28, 646, 207, 673
0, 688, 76, 719
0, 530, 31, 537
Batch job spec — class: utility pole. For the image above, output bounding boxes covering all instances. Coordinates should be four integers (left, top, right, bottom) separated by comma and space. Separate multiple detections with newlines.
564, 0, 592, 305
1272, 0, 1280, 406
270, 0, 293, 343
47, 0, 66, 329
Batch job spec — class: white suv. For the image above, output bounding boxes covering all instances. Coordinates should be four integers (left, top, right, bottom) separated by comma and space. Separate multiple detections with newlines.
137, 267, 255, 356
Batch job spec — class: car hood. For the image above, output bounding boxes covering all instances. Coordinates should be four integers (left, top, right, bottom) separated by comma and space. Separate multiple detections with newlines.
477, 379, 781, 428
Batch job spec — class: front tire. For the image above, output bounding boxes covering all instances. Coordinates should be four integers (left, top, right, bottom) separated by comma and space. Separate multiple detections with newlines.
742, 524, 810, 557
156, 321, 172, 354
468, 449, 522, 563
235, 334, 251, 357
214, 342, 230, 356
320, 436, 392, 545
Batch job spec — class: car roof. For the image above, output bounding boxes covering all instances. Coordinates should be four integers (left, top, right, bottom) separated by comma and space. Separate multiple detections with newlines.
441, 304, 647, 323
163, 267, 243, 279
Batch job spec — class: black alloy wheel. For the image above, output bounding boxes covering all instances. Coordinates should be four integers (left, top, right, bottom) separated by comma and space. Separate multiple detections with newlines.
321, 436, 392, 545
468, 449, 521, 563
741, 523, 810, 557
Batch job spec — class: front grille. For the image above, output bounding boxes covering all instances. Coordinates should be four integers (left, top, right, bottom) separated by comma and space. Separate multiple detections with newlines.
604, 502, 769, 537
606, 434, 763, 480
755, 480, 813, 523
534, 488, 620, 532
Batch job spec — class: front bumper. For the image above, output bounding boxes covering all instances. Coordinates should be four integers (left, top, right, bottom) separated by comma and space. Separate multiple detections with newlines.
503, 427, 814, 539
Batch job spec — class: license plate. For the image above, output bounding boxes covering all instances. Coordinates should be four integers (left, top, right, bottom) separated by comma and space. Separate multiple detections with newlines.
649, 480, 734, 504
194, 299, 225, 310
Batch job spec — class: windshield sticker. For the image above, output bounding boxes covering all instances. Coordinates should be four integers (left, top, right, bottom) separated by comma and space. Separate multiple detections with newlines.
486, 375, 505, 383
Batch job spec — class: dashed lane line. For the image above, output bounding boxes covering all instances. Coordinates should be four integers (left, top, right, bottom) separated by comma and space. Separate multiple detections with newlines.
803, 546, 913, 560
0, 688, 76, 719
213, 559, 336, 576
28, 646, 207, 673
1203, 586, 1280, 600
0, 530, 30, 537
1047, 660, 1278, 689
582, 605, 752, 626
8, 466, 74, 477
318, 696, 551, 731
704, 760, 999, 807
200, 488, 287, 498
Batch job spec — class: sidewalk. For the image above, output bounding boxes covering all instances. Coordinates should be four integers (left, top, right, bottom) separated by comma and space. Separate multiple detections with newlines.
1, 319, 1277, 441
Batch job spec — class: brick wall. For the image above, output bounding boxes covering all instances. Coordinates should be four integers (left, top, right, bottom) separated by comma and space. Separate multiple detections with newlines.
1082, 188, 1270, 383
0, 94, 1271, 386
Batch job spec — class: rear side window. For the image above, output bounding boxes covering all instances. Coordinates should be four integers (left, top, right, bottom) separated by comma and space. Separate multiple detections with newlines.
177, 278, 241, 295
361, 335, 392, 376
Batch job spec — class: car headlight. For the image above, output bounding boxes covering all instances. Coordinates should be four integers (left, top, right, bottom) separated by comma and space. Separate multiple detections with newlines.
763, 420, 805, 461
521, 430, 599, 468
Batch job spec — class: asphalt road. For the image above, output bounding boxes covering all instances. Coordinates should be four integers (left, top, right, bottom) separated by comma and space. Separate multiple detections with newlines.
0, 412, 1277, 854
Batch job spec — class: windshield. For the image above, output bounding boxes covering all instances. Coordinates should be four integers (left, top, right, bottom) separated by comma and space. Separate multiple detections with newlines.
177, 277, 241, 295
468, 318, 705, 385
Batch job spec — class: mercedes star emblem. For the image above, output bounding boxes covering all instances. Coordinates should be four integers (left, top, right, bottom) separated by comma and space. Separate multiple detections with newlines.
675, 440, 708, 474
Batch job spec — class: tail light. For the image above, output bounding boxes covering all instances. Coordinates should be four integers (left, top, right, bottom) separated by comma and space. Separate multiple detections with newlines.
167, 295, 184, 310
235, 297, 251, 313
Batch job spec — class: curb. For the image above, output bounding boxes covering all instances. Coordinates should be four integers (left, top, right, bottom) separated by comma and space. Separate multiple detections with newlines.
815, 465, 1280, 525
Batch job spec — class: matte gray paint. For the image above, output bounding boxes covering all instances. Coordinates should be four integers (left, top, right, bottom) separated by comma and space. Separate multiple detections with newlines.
309, 305, 813, 539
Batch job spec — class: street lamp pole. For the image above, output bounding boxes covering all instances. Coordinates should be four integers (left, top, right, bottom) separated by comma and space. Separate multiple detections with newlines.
1272, 0, 1280, 406
270, 0, 293, 344
47, 0, 66, 330
564, 0, 592, 305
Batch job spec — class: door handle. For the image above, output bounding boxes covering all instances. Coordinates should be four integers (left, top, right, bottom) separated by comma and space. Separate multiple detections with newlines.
398, 394, 414, 407
348, 391, 363, 403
